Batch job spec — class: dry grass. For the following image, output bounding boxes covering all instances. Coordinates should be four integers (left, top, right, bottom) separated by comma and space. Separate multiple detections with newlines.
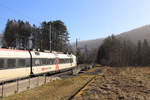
2, 66, 149, 100
0, 67, 100, 100
74, 66, 150, 100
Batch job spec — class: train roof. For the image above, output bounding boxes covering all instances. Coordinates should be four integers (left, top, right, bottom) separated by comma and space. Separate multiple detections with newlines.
0, 48, 75, 58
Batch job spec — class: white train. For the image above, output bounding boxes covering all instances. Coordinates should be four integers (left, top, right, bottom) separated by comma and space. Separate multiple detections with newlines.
0, 48, 77, 82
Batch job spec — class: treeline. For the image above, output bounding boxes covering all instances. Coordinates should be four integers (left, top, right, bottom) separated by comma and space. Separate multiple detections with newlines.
2, 19, 71, 52
76, 46, 97, 64
97, 35, 150, 67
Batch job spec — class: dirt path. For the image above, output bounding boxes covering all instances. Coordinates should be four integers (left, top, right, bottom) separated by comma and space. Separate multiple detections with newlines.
73, 67, 150, 100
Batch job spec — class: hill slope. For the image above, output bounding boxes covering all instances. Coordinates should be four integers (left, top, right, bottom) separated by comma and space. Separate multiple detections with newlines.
72, 38, 104, 51
118, 25, 150, 43
73, 25, 150, 51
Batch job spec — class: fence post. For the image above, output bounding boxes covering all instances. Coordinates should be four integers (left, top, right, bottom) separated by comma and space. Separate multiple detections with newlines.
44, 75, 46, 83
37, 76, 39, 86
27, 78, 30, 89
16, 79, 19, 93
1, 82, 4, 98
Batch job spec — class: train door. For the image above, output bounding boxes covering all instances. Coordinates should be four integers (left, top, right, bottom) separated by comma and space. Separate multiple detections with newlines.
33, 51, 40, 74
54, 53, 59, 71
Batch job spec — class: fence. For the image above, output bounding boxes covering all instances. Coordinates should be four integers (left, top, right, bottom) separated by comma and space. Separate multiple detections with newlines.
0, 65, 91, 98
0, 75, 60, 97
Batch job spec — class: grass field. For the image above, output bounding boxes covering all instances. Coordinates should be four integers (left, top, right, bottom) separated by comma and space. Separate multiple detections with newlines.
1, 66, 150, 100
0, 67, 100, 100
74, 66, 150, 100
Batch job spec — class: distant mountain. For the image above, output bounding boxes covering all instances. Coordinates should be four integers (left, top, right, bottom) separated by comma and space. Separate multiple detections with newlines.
117, 25, 150, 43
72, 38, 104, 51
72, 25, 150, 51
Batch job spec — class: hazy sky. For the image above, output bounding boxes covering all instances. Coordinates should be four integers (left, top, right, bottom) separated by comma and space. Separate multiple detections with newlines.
0, 0, 150, 42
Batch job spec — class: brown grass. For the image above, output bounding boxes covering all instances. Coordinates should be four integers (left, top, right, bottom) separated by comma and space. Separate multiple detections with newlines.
0, 67, 100, 100
74, 66, 150, 100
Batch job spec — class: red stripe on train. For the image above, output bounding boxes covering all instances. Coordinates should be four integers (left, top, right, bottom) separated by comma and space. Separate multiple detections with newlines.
0, 48, 27, 52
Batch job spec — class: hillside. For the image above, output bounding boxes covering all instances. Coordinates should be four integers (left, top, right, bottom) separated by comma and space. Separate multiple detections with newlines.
73, 25, 150, 51
118, 25, 150, 43
72, 38, 104, 51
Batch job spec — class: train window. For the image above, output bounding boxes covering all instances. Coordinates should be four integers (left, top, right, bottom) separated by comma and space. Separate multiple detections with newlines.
71, 59, 73, 63
49, 59, 52, 65
60, 59, 64, 64
0, 59, 5, 69
25, 59, 30, 67
59, 59, 62, 64
63, 59, 66, 63
52, 59, 56, 65
46, 59, 49, 65
7, 59, 16, 68
17, 59, 26, 67
64, 59, 66, 63
67, 59, 69, 63
65, 59, 67, 63
50, 59, 53, 65
44, 58, 47, 65
49, 59, 54, 65
70, 59, 72, 63
64, 59, 65, 63
46, 59, 50, 65
32, 59, 35, 66
34, 59, 41, 66
59, 59, 61, 64
66, 59, 68, 63
60, 59, 63, 64
41, 58, 47, 65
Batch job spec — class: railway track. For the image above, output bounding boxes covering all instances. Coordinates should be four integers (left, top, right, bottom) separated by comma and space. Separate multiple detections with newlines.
68, 76, 96, 100
68, 67, 101, 100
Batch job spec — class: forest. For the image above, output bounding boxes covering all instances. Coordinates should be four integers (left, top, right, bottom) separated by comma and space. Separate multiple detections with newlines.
1, 19, 71, 53
97, 35, 150, 67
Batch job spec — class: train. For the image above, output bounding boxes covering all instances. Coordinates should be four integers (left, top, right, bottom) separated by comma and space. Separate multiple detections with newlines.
0, 48, 77, 82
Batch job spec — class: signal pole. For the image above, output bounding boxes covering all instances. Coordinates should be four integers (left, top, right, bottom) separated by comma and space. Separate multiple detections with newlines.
76, 38, 78, 54
76, 38, 78, 65
49, 23, 52, 52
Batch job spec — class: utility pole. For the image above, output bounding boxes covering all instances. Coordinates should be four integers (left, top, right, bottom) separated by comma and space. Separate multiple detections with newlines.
40, 30, 42, 51
60, 31, 63, 51
76, 38, 78, 54
49, 23, 52, 52
76, 38, 78, 65
84, 45, 88, 63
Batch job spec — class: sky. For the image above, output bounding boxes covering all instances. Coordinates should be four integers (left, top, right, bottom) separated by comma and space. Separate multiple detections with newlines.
0, 0, 150, 42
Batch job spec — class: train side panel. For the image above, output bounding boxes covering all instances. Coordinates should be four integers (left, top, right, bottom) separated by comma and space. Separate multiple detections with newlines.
0, 49, 77, 81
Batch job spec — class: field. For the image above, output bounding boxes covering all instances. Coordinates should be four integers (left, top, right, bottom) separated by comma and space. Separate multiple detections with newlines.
1, 66, 150, 100
0, 67, 100, 100
74, 66, 150, 100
